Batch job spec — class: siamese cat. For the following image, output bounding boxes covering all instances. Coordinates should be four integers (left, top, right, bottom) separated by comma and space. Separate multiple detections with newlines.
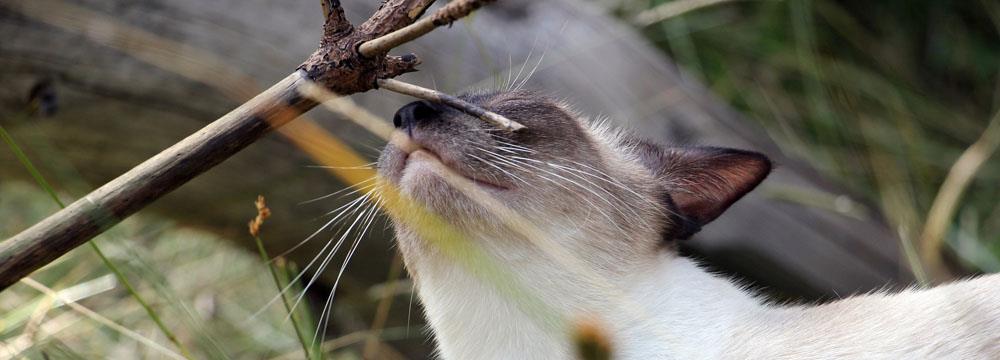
376, 90, 1000, 359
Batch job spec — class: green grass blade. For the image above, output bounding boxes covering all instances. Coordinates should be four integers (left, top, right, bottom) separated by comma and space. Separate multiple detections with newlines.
0, 124, 63, 208
252, 235, 322, 360
1, 122, 194, 359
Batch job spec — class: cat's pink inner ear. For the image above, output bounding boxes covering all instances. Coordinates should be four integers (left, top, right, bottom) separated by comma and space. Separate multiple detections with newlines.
636, 144, 772, 227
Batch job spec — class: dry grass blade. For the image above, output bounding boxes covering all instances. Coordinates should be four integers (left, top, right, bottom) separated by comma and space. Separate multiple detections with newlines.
296, 82, 395, 140
362, 254, 405, 358
633, 0, 742, 26
19, 278, 186, 360
919, 111, 1000, 281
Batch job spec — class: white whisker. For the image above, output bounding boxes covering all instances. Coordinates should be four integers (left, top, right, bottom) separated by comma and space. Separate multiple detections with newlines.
305, 163, 377, 170
514, 52, 545, 91
299, 178, 376, 205
279, 193, 373, 259
510, 38, 538, 91
312, 203, 379, 348
286, 199, 375, 323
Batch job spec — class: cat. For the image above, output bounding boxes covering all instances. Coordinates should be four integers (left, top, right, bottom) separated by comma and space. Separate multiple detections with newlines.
376, 91, 1000, 359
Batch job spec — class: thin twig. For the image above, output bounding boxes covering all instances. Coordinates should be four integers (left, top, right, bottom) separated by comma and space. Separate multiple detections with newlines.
919, 111, 1000, 281
359, 0, 497, 57
301, 79, 524, 136
377, 78, 525, 131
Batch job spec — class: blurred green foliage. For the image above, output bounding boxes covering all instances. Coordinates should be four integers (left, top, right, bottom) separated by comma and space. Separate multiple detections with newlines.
0, 183, 414, 359
630, 0, 1000, 270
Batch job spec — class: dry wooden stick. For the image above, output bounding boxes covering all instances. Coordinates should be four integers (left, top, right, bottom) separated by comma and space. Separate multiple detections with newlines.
359, 0, 497, 57
0, 0, 498, 291
378, 78, 525, 131
301, 78, 524, 133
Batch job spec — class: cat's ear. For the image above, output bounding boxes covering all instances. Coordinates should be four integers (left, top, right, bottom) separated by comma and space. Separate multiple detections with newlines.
633, 142, 772, 239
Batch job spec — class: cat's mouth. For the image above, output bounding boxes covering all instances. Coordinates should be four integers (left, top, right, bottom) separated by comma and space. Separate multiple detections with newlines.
388, 132, 510, 192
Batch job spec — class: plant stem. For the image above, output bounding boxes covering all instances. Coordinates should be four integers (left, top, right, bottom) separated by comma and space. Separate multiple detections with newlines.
252, 235, 319, 360
0, 124, 63, 207
1, 122, 193, 359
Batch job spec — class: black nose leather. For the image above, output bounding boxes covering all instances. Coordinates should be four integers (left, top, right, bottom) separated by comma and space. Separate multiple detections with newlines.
393, 100, 440, 132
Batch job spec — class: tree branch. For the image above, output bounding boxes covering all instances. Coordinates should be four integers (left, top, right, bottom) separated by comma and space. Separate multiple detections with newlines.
359, 0, 497, 57
0, 0, 499, 291
359, 0, 437, 38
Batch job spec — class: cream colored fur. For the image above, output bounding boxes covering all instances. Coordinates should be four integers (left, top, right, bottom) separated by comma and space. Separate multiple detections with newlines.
407, 241, 1000, 359
380, 96, 1000, 359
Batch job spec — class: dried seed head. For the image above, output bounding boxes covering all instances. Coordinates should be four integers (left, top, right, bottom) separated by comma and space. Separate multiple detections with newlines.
248, 195, 271, 237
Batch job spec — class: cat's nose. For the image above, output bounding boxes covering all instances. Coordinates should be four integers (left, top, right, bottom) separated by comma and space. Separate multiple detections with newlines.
393, 100, 441, 131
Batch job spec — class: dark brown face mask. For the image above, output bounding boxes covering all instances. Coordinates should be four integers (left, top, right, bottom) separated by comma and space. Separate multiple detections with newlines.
379, 89, 771, 242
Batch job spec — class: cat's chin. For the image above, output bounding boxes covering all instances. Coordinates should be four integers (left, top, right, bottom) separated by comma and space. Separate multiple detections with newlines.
397, 150, 462, 199
405, 168, 498, 216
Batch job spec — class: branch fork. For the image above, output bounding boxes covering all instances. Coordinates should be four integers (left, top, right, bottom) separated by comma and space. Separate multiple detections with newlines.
0, 0, 511, 291
298, 0, 430, 95
299, 0, 519, 130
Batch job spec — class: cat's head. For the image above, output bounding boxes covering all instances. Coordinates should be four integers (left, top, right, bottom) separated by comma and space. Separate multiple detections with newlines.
377, 89, 770, 263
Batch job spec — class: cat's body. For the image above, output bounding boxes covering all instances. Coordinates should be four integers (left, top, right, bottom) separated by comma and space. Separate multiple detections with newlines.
415, 250, 999, 359
376, 91, 1000, 359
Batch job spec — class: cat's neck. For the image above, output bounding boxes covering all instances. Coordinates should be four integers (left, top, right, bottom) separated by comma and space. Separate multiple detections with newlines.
406, 245, 763, 360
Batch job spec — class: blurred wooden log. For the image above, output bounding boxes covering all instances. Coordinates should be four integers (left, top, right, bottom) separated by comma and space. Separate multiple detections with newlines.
0, 0, 912, 302
0, 71, 314, 291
